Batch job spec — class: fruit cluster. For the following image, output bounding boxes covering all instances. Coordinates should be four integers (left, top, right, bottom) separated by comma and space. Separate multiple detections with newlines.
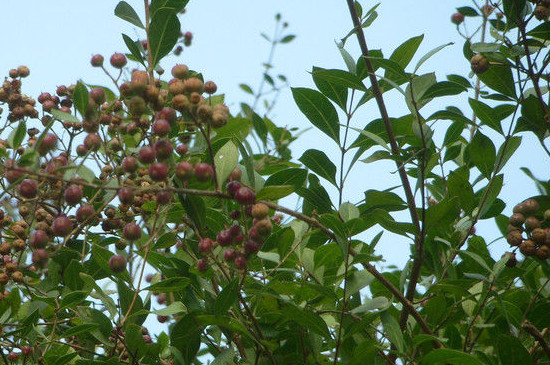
505, 198, 550, 265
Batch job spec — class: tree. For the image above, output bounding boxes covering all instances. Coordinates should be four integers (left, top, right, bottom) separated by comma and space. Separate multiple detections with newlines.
0, 0, 549, 364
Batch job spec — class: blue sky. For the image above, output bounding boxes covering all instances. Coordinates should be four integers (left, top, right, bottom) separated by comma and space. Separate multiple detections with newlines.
0, 0, 547, 270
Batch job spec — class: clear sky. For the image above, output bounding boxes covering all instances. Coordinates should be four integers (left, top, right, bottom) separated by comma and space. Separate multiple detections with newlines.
0, 0, 547, 270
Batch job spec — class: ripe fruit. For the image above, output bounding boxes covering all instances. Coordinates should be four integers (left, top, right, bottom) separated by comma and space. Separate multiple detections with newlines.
244, 240, 260, 254
139, 146, 156, 164
451, 13, 465, 25
123, 223, 142, 241
522, 199, 540, 215
525, 216, 541, 231
90, 87, 106, 104
122, 156, 138, 173
118, 187, 135, 204
204, 81, 217, 94
536, 245, 550, 260
532, 228, 546, 245
32, 249, 49, 268
509, 213, 525, 227
154, 139, 173, 159
216, 230, 233, 247
52, 215, 73, 237
226, 181, 242, 196
520, 240, 537, 256
156, 107, 177, 124
175, 161, 194, 180
152, 119, 171, 137
197, 258, 208, 272
64, 184, 83, 205
535, 5, 549, 21
109, 254, 127, 273
471, 54, 490, 74
234, 187, 256, 205
84, 133, 102, 151
76, 204, 95, 223
110, 53, 127, 68
37, 133, 58, 155
149, 162, 168, 181
19, 179, 38, 199
29, 230, 49, 249
199, 238, 213, 252
176, 144, 188, 155
234, 256, 247, 269
195, 163, 214, 182
171, 64, 189, 79
223, 248, 236, 261
91, 54, 104, 67
506, 231, 523, 247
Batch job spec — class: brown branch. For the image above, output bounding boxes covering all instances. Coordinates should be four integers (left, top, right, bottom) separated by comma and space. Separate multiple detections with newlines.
523, 321, 550, 360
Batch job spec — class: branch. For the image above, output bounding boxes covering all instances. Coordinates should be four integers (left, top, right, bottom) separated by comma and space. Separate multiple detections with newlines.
523, 321, 550, 360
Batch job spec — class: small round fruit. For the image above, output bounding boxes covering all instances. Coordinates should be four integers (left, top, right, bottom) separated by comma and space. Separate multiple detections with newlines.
32, 249, 49, 268
122, 156, 138, 173
254, 219, 273, 236
171, 64, 189, 79
19, 179, 38, 199
531, 228, 546, 245
118, 187, 135, 204
520, 240, 537, 256
199, 238, 213, 252
522, 199, 540, 215
52, 215, 73, 237
145, 273, 154, 283
509, 213, 525, 227
216, 230, 232, 247
76, 204, 95, 223
91, 54, 104, 67
197, 258, 208, 272
37, 133, 58, 156
109, 254, 127, 273
152, 119, 171, 137
506, 231, 523, 247
234, 187, 256, 205
175, 161, 194, 180
64, 184, 83, 205
251, 203, 269, 219
451, 13, 465, 25
138, 146, 156, 164
204, 81, 217, 94
503, 252, 517, 268
154, 139, 173, 160
123, 223, 142, 241
234, 256, 247, 269
536, 245, 550, 260
244, 240, 260, 254
29, 230, 49, 249
156, 190, 172, 205
149, 162, 168, 181
223, 248, 236, 261
471, 54, 490, 74
110, 53, 127, 68
84, 133, 102, 151
525, 216, 541, 231
195, 163, 214, 182
535, 5, 549, 21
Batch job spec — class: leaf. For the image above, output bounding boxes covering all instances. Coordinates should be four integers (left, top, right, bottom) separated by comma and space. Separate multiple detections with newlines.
122, 34, 145, 66
214, 279, 240, 315
239, 84, 253, 94
423, 349, 486, 365
457, 6, 479, 16
494, 136, 521, 174
447, 168, 475, 214
8, 121, 26, 149
465, 131, 496, 178
390, 34, 424, 70
150, 0, 188, 18
362, 190, 406, 212
50, 109, 80, 123
114, 1, 145, 29
311, 68, 367, 91
171, 315, 201, 365
214, 141, 239, 184
144, 277, 191, 292
299, 149, 337, 186
351, 297, 389, 314
425, 198, 461, 235
149, 9, 180, 67
312, 67, 348, 110
152, 301, 187, 316
468, 98, 502, 134
405, 73, 436, 111
414, 42, 453, 73
380, 311, 405, 353
516, 95, 547, 138
73, 81, 89, 118
280, 34, 296, 43
292, 87, 340, 143
256, 185, 294, 201
478, 64, 516, 99
265, 168, 307, 188
421, 81, 466, 99
528, 22, 550, 41
503, 0, 526, 26
282, 305, 331, 339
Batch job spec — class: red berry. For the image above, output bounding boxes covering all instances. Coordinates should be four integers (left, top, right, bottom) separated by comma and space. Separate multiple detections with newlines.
152, 119, 171, 137
122, 156, 138, 173
244, 240, 260, 254
234, 187, 255, 205
109, 254, 127, 273
52, 215, 73, 237
21, 346, 33, 356
226, 181, 242, 196
223, 248, 236, 261
123, 222, 142, 241
29, 230, 49, 249
149, 162, 168, 181
64, 184, 83, 205
216, 230, 233, 247
199, 238, 213, 252
19, 179, 38, 199
89, 87, 106, 104
175, 161, 194, 180
145, 273, 154, 282
234, 256, 247, 269
118, 187, 135, 204
156, 107, 177, 124
84, 133, 102, 151
451, 13, 465, 25
32, 249, 49, 268
110, 53, 127, 68
76, 204, 95, 223
171, 64, 189, 80
197, 258, 208, 272
195, 163, 214, 182
156, 190, 172, 205
37, 133, 58, 156
91, 54, 104, 67
138, 146, 156, 164
176, 144, 188, 155
154, 139, 173, 159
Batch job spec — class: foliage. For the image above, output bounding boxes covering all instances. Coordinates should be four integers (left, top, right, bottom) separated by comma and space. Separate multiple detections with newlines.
0, 0, 549, 364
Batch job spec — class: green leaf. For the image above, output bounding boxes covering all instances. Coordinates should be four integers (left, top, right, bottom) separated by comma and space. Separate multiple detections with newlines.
8, 121, 26, 149
478, 64, 516, 99
350, 297, 389, 314
122, 34, 145, 66
390, 35, 424, 70
312, 67, 348, 110
154, 231, 178, 249
117, 279, 144, 325
292, 87, 340, 143
214, 279, 240, 315
528, 22, 550, 41
494, 136, 521, 174
63, 324, 99, 338
144, 277, 191, 292
73, 81, 89, 118
265, 168, 307, 188
170, 315, 202, 365
214, 141, 239, 184
421, 81, 466, 99
114, 1, 145, 28
468, 98, 502, 134
516, 95, 547, 138
280, 34, 296, 43
423, 349, 486, 365
405, 72, 436, 111
152, 301, 187, 316
362, 190, 406, 213
425, 198, 461, 235
149, 9, 180, 67
380, 311, 405, 353
178, 193, 205, 231
495, 334, 531, 365
282, 305, 331, 339
457, 6, 479, 16
503, 0, 526, 27
50, 109, 80, 123
466, 131, 496, 178
447, 168, 475, 214
299, 149, 337, 186
150, 0, 188, 18
311, 68, 366, 91
239, 83, 253, 94
256, 185, 294, 201
414, 42, 453, 73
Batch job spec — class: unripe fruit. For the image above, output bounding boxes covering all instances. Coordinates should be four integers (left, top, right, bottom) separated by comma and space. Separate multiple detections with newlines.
76, 204, 95, 223
17, 65, 30, 77
19, 179, 38, 199
171, 64, 189, 80
64, 184, 83, 205
506, 231, 523, 247
90, 88, 106, 105
471, 54, 490, 74
216, 230, 233, 247
171, 94, 189, 111
228, 167, 242, 182
197, 258, 208, 272
234, 256, 247, 269
110, 53, 127, 68
131, 70, 149, 92
29, 230, 49, 249
149, 162, 168, 181
234, 187, 256, 205
520, 240, 537, 256
244, 240, 260, 254
226, 181, 242, 196
251, 203, 269, 219
91, 54, 104, 67
195, 163, 214, 182
76, 144, 88, 156
122, 156, 138, 173
109, 254, 127, 273
199, 238, 213, 252
128, 96, 146, 116
52, 215, 73, 237
118, 187, 135, 204
254, 219, 273, 236
156, 107, 177, 124
156, 190, 172, 205
176, 144, 188, 155
139, 146, 156, 164
509, 213, 525, 227
168, 79, 185, 95
204, 81, 217, 94
522, 199, 540, 215
152, 119, 171, 137
503, 252, 517, 267
37, 133, 58, 156
123, 222, 142, 241
84, 133, 102, 151
32, 249, 49, 268
525, 217, 541, 231
154, 139, 173, 159
451, 13, 465, 25
184, 78, 204, 93
175, 161, 194, 180
537, 245, 550, 260
223, 248, 236, 261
